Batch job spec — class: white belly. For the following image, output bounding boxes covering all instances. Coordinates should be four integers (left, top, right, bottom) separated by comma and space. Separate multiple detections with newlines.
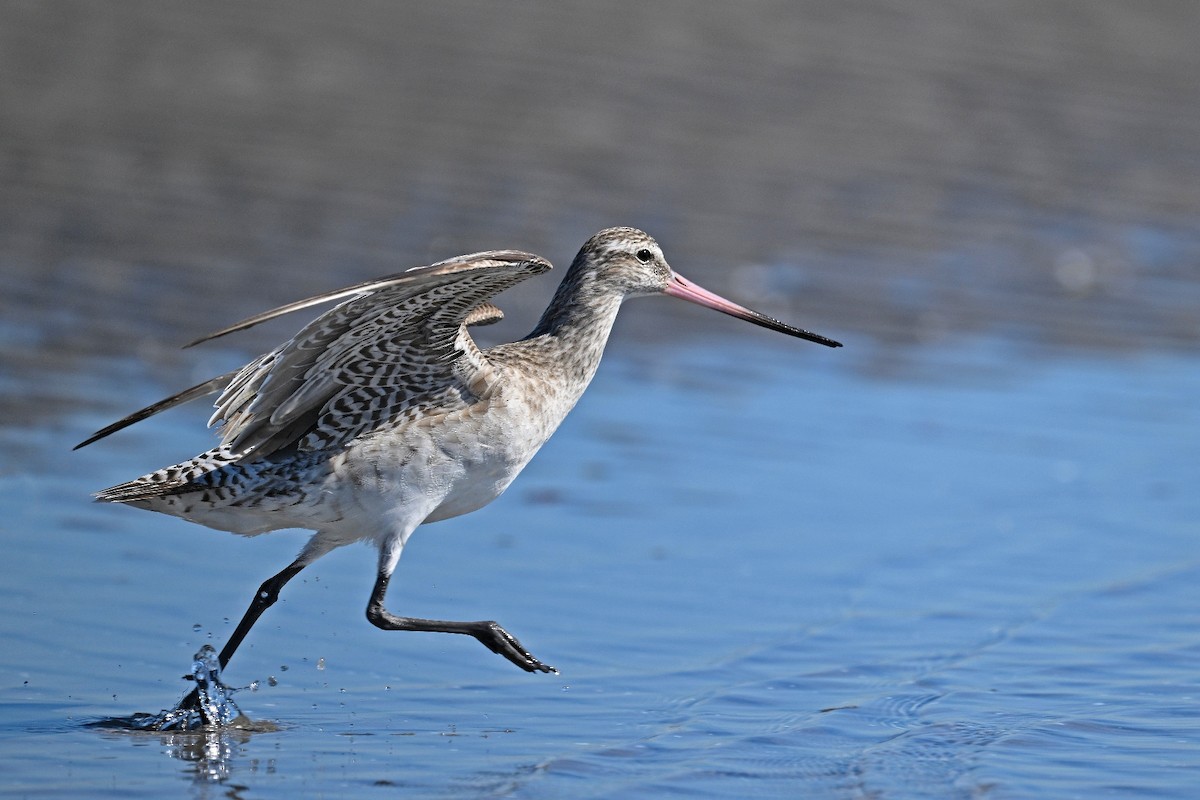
146, 365, 587, 542
335, 380, 575, 529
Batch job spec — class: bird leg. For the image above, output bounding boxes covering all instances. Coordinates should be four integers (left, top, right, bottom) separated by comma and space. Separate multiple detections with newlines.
176, 559, 307, 710
365, 570, 557, 674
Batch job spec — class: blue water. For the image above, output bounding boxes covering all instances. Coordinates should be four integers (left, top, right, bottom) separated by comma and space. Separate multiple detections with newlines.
2, 334, 1197, 798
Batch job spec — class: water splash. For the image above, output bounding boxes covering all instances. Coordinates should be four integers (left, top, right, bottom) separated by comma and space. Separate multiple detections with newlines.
91, 645, 259, 732
158, 644, 244, 731
85, 646, 278, 785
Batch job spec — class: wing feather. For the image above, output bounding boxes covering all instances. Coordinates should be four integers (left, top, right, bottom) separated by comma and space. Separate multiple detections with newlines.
211, 250, 551, 458
78, 250, 551, 461
73, 370, 239, 450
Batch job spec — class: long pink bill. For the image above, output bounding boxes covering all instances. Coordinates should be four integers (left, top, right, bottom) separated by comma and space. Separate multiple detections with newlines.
663, 273, 842, 348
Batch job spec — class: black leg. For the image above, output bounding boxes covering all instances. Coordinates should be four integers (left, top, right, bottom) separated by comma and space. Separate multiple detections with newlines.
216, 561, 307, 669
177, 559, 307, 710
365, 570, 557, 674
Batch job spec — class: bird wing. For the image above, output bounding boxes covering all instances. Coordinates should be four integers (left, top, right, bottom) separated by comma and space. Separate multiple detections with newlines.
76, 251, 551, 458
73, 370, 240, 450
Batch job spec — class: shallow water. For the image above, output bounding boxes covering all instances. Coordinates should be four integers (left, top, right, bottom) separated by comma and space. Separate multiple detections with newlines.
3, 333, 1198, 798
4, 2, 1200, 796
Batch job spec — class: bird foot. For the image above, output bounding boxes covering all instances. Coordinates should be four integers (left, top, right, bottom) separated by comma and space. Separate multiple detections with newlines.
478, 621, 558, 674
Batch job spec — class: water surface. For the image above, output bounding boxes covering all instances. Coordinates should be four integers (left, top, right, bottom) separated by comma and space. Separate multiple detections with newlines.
3, 334, 1197, 797
3, 3, 1199, 797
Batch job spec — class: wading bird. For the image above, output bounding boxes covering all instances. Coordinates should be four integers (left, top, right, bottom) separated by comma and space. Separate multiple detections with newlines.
78, 227, 840, 705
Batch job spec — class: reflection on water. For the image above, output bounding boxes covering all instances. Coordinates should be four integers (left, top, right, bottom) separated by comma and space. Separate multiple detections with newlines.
94, 724, 259, 786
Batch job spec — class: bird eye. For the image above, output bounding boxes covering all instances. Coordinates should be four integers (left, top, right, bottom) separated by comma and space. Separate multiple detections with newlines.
635, 248, 653, 263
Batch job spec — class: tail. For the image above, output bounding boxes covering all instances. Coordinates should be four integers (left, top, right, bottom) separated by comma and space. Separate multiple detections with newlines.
94, 447, 240, 504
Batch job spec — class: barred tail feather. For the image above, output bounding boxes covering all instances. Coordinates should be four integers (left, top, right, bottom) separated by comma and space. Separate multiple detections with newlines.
94, 447, 239, 504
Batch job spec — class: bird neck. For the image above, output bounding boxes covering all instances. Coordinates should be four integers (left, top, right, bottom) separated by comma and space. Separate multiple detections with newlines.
523, 259, 626, 383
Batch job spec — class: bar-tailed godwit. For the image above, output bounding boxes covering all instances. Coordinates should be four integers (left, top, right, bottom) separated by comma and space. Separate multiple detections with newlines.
78, 227, 840, 697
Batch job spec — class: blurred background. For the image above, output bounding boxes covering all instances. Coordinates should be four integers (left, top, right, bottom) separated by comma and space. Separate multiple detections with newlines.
5, 1, 1199, 369
2, 2, 1199, 797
